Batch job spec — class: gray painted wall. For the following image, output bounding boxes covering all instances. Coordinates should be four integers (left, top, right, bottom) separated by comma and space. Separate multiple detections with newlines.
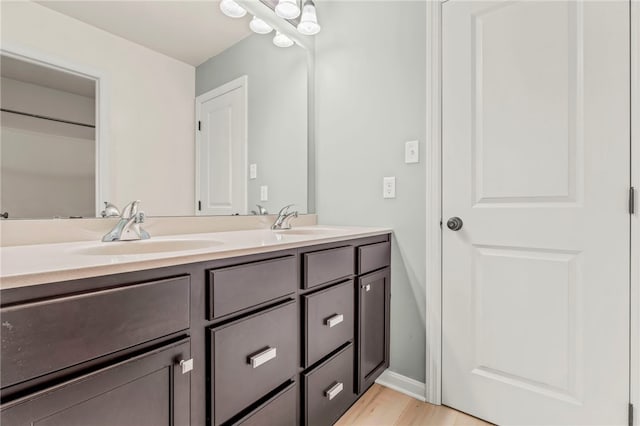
315, 1, 427, 382
196, 34, 308, 215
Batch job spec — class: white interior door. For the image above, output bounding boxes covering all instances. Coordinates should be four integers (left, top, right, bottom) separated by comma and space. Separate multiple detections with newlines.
442, 1, 631, 424
196, 77, 247, 216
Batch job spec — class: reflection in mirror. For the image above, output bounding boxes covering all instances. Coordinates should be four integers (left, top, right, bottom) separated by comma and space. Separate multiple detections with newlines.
0, 55, 96, 219
0, 1, 311, 219
196, 33, 307, 216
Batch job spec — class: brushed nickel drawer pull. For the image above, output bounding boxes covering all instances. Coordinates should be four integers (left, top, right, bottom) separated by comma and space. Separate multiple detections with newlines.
325, 314, 344, 328
248, 347, 277, 368
179, 358, 193, 374
324, 382, 343, 400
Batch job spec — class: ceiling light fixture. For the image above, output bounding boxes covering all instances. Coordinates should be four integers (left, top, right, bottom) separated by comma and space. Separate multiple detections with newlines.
275, 0, 300, 20
249, 16, 273, 34
273, 31, 294, 48
219, 0, 247, 18
297, 0, 320, 35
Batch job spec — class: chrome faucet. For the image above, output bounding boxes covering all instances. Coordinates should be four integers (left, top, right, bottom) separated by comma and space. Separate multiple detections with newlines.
271, 204, 298, 230
102, 200, 150, 242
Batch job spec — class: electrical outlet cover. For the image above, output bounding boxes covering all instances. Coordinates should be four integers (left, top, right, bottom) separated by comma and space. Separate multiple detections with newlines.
383, 176, 396, 199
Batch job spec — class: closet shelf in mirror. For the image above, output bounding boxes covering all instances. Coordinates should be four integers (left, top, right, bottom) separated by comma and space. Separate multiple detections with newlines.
0, 108, 95, 128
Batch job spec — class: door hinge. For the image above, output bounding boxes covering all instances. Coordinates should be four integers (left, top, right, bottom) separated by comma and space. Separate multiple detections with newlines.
629, 403, 634, 426
198, 120, 201, 131
198, 200, 202, 211
630, 187, 636, 215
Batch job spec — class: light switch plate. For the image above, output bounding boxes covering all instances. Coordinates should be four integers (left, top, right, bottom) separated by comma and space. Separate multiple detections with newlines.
383, 177, 396, 199
405, 140, 419, 164
249, 164, 257, 179
260, 185, 268, 201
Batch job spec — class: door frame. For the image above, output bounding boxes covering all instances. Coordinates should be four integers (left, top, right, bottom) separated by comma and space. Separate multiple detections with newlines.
194, 75, 248, 216
424, 0, 443, 406
630, 1, 639, 423
425, 2, 640, 421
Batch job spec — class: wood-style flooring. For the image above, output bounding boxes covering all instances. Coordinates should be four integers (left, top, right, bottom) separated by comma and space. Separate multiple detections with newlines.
335, 384, 492, 426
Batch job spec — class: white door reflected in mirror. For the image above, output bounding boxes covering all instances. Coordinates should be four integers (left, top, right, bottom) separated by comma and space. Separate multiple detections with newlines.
196, 76, 248, 216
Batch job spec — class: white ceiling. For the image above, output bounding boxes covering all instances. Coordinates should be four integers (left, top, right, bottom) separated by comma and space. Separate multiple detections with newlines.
1, 55, 96, 98
36, 1, 253, 67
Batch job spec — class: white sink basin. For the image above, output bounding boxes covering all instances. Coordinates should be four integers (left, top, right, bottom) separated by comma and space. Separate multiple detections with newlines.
76, 239, 223, 256
275, 227, 343, 236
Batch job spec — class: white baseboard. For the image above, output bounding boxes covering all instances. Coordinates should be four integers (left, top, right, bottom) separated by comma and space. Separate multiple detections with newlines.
375, 369, 427, 402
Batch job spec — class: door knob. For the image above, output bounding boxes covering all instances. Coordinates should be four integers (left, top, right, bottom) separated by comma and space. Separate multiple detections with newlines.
447, 217, 463, 231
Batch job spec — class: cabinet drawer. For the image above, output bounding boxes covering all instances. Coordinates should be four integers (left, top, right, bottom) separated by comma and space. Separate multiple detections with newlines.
1, 339, 190, 426
303, 246, 354, 289
210, 301, 297, 425
303, 344, 355, 426
1, 276, 190, 388
303, 280, 354, 367
235, 383, 297, 426
208, 255, 296, 320
357, 241, 390, 275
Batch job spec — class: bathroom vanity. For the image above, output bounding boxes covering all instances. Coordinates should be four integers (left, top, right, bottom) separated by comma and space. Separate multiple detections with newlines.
0, 226, 391, 426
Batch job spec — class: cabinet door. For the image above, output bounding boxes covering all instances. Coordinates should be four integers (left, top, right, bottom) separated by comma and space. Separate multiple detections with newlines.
1, 339, 191, 426
357, 268, 390, 394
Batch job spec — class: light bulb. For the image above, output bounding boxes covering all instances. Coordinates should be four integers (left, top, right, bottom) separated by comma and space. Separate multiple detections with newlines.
249, 16, 273, 34
297, 0, 320, 35
220, 0, 246, 18
275, 0, 300, 19
273, 31, 294, 48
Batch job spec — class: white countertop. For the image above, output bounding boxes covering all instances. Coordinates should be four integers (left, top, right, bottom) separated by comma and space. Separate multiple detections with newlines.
0, 226, 391, 289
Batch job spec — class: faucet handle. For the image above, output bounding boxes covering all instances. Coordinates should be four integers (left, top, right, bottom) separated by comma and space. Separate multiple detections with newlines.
277, 204, 295, 216
256, 204, 268, 215
121, 200, 141, 218
101, 202, 121, 218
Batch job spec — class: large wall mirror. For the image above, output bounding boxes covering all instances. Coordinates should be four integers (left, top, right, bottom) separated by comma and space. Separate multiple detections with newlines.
0, 0, 313, 219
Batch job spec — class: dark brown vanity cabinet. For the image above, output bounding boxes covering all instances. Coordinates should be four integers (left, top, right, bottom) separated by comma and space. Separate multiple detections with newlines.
356, 267, 391, 393
303, 344, 355, 426
1, 339, 191, 426
303, 279, 355, 367
0, 275, 193, 426
207, 255, 297, 320
299, 236, 391, 426
0, 232, 391, 426
209, 301, 297, 425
